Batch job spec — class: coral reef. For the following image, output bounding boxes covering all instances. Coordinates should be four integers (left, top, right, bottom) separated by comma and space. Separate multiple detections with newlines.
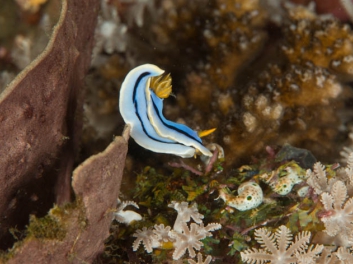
87, 0, 350, 170
228, 61, 343, 165
282, 4, 353, 78
71, 0, 353, 184
100, 147, 353, 263
3, 0, 353, 263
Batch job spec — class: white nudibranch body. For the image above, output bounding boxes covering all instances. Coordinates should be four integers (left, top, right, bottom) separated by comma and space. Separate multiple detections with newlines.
119, 64, 213, 158
219, 181, 263, 211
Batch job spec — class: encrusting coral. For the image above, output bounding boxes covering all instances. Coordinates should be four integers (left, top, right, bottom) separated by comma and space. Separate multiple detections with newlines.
229, 61, 343, 166
200, 0, 268, 91
282, 3, 353, 78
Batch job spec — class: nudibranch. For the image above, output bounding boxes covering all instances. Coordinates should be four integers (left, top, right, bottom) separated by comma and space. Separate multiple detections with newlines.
260, 165, 306, 195
119, 64, 215, 158
218, 181, 263, 211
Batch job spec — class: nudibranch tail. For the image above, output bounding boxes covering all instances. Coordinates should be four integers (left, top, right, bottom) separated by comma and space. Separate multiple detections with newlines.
119, 64, 214, 158
198, 128, 216, 138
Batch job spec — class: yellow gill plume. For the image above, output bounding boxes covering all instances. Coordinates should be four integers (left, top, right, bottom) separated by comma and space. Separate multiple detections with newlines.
150, 73, 172, 99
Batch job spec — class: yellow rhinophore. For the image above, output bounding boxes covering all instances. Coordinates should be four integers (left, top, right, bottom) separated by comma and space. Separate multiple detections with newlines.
150, 73, 172, 99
